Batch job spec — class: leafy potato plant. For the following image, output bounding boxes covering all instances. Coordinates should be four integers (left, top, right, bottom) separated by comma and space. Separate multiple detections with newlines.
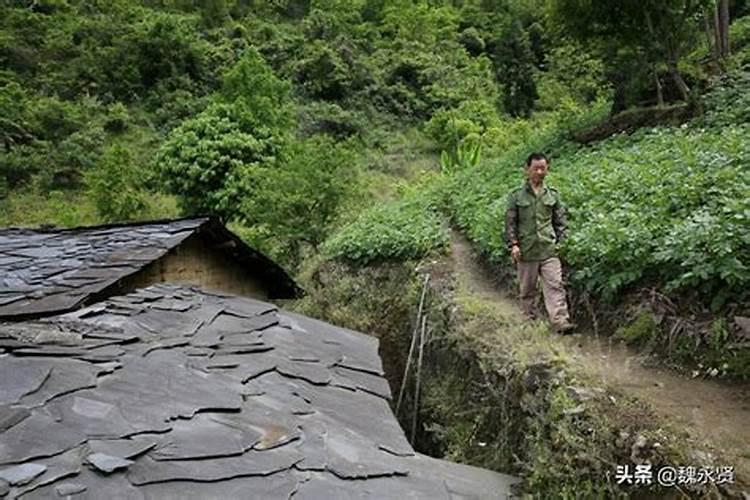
447, 123, 750, 305
323, 188, 449, 265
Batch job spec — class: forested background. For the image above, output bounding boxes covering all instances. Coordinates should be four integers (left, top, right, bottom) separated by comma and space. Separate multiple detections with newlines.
5, 3, 750, 493
2, 0, 750, 320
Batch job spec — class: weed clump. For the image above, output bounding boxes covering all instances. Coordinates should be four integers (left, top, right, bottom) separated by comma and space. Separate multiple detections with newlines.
615, 312, 658, 345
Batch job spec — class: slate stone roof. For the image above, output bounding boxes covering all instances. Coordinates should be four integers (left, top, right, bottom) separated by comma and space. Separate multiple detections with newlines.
0, 285, 518, 499
0, 217, 301, 320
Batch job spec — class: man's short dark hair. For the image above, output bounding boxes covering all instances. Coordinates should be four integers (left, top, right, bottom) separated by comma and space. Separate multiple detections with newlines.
525, 152, 548, 167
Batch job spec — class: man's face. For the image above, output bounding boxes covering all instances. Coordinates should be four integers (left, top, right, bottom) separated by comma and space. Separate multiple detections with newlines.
527, 158, 548, 184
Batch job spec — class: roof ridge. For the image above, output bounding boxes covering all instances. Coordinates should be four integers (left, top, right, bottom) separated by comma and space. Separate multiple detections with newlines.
0, 215, 215, 235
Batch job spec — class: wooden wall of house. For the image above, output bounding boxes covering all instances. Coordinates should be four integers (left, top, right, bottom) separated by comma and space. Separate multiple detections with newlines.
117, 233, 269, 300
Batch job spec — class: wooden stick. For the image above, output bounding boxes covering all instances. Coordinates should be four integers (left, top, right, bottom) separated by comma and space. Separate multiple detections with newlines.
396, 274, 429, 415
411, 314, 427, 444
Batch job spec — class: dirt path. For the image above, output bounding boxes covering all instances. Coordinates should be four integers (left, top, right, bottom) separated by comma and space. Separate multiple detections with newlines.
450, 230, 750, 484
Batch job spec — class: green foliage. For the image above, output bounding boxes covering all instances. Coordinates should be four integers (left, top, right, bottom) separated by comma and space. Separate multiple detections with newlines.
367, 41, 497, 119
201, 0, 230, 28
440, 141, 481, 175
131, 13, 209, 90
296, 100, 365, 138
323, 188, 449, 265
15, 6, 217, 102
157, 48, 359, 270
238, 136, 361, 267
0, 187, 99, 228
85, 145, 147, 222
156, 49, 293, 218
536, 40, 611, 111
218, 48, 294, 128
2, 0, 746, 305
701, 68, 750, 126
293, 39, 355, 100
103, 102, 131, 134
729, 14, 750, 65
708, 318, 730, 351
425, 99, 501, 152
549, 0, 711, 107
147, 87, 209, 131
559, 126, 750, 300
379, 2, 459, 46
615, 312, 658, 345
458, 27, 485, 55
447, 120, 750, 304
495, 20, 538, 117
156, 101, 286, 217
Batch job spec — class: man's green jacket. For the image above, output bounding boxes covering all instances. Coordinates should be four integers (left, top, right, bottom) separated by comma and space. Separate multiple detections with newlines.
504, 182, 567, 261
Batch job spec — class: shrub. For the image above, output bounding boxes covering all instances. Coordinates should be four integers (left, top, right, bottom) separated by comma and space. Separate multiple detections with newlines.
296, 101, 365, 139
156, 49, 293, 218
535, 40, 611, 111
156, 101, 288, 218
701, 68, 750, 127
425, 99, 501, 152
238, 136, 362, 269
293, 39, 356, 100
85, 144, 147, 222
323, 187, 449, 265
103, 102, 130, 133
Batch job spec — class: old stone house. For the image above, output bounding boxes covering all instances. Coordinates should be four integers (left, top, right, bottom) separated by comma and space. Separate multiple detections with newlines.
0, 218, 518, 498
0, 216, 301, 320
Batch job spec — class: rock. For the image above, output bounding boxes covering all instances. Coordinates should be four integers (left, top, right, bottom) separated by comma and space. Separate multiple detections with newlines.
615, 431, 630, 447
0, 463, 47, 486
0, 479, 9, 497
734, 316, 750, 339
524, 363, 554, 392
563, 404, 585, 416
630, 434, 649, 463
566, 386, 595, 402
689, 449, 715, 466
55, 482, 87, 496
86, 453, 133, 474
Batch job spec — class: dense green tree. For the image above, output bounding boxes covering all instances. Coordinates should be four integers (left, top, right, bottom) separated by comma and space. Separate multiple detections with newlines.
85, 144, 147, 222
156, 48, 358, 268
294, 40, 356, 100
156, 101, 287, 217
156, 50, 292, 218
240, 137, 359, 266
536, 40, 610, 110
201, 0, 230, 27
496, 20, 538, 117
550, 0, 712, 104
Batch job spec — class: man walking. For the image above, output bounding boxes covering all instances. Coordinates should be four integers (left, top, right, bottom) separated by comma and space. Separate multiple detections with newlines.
505, 152, 574, 333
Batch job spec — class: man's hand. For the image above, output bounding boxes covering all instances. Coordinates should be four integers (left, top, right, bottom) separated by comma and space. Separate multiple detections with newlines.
511, 244, 521, 263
